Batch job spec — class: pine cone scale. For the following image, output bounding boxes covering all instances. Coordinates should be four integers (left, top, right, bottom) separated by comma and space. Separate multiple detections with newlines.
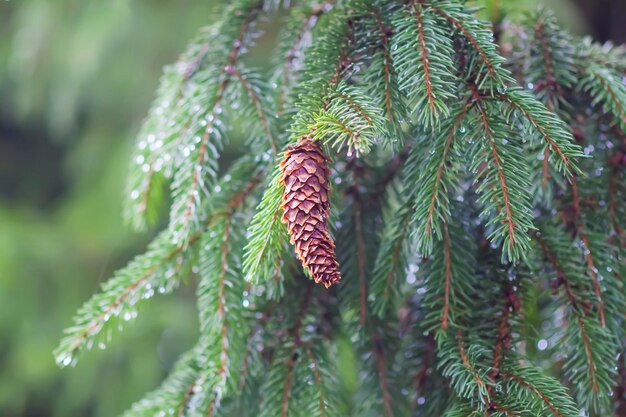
280, 137, 341, 288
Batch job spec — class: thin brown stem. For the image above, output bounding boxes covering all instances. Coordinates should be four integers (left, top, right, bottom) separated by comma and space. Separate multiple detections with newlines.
373, 332, 394, 417
441, 223, 453, 330
308, 349, 327, 417
413, 1, 436, 113
500, 96, 572, 171
501, 373, 565, 417
477, 104, 517, 249
424, 100, 474, 237
577, 318, 600, 393
428, 4, 497, 78
372, 8, 394, 123
570, 178, 606, 327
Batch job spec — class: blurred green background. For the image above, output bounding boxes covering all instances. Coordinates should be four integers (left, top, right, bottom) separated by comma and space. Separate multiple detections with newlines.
0, 1, 623, 416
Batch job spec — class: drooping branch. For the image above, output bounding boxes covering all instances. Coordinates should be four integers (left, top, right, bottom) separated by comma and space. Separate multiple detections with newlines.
570, 178, 606, 327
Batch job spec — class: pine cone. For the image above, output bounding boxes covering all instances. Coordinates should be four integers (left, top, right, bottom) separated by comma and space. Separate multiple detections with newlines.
280, 137, 341, 288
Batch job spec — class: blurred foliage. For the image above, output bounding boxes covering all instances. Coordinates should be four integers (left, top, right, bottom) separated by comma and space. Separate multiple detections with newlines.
0, 1, 215, 416
0, 0, 614, 416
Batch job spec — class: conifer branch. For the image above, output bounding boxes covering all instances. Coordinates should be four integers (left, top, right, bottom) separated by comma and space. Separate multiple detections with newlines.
415, 101, 474, 252
372, 8, 394, 124
394, 1, 456, 127
441, 223, 453, 330
232, 69, 278, 153
373, 332, 394, 417
534, 225, 617, 412
576, 318, 599, 394
59, 3, 626, 416
488, 285, 514, 388
279, 355, 296, 417
536, 235, 582, 310
55, 231, 191, 367
425, 1, 507, 88
470, 101, 534, 261
500, 89, 581, 175
500, 372, 574, 417
307, 348, 329, 417
570, 178, 606, 326
580, 65, 626, 132
258, 285, 314, 417
479, 105, 516, 250
370, 188, 412, 316
243, 167, 290, 290
353, 186, 368, 325
521, 9, 576, 114
169, 1, 264, 245
276, 1, 336, 115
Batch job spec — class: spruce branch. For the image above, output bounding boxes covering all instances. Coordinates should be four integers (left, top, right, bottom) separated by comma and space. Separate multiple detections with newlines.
470, 101, 534, 262
365, 2, 401, 126
372, 331, 395, 417
579, 64, 626, 133
168, 0, 265, 246
58, 2, 626, 416
577, 37, 626, 75
500, 87, 583, 175
425, 0, 511, 89
274, 0, 337, 116
422, 219, 478, 334
185, 169, 260, 415
243, 166, 290, 295
499, 365, 579, 417
54, 229, 192, 368
231, 67, 279, 153
369, 189, 412, 317
124, 32, 215, 230
56, 158, 261, 369
411, 101, 474, 254
394, 1, 457, 127
438, 333, 492, 405
343, 161, 370, 324
523, 8, 577, 112
570, 178, 606, 327
535, 224, 618, 413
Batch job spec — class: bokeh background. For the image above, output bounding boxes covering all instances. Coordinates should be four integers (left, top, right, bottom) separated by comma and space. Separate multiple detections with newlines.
0, 1, 624, 416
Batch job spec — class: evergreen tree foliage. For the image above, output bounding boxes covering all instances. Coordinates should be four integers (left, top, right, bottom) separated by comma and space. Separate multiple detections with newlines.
56, 1, 626, 416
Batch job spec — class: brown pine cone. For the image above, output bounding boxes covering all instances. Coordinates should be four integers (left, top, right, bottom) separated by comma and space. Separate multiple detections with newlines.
279, 136, 341, 288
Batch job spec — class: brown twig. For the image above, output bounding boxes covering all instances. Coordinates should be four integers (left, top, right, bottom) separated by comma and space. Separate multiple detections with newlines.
570, 177, 606, 327
476, 104, 517, 250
